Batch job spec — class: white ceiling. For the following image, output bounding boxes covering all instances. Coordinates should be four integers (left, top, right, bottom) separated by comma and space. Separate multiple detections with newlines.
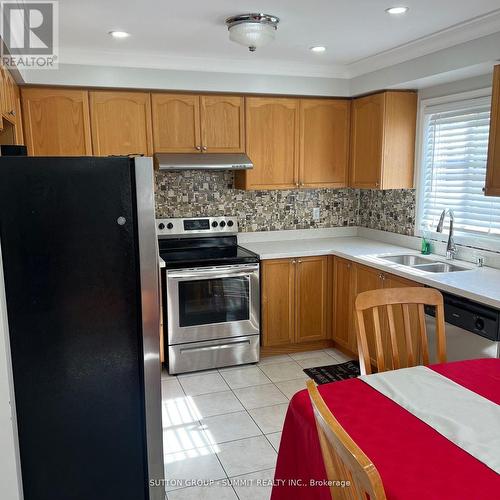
55, 0, 500, 77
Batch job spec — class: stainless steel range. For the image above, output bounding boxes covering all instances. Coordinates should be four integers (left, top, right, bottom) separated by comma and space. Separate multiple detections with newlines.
157, 216, 260, 374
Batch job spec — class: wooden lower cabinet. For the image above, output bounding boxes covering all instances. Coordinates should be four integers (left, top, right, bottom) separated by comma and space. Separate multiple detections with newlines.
332, 257, 355, 352
296, 256, 329, 342
262, 259, 296, 347
331, 257, 423, 368
261, 256, 330, 348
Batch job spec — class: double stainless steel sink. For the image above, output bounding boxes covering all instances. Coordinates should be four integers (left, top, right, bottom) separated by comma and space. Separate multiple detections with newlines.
380, 254, 469, 273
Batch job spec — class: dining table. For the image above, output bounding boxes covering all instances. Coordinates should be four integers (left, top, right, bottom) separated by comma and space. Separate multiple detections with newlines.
271, 358, 500, 500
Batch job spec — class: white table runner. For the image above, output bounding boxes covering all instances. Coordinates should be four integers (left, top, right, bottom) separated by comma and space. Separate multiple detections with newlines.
360, 365, 500, 474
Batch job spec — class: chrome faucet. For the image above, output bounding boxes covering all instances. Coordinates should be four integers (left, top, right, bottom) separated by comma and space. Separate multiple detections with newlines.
436, 208, 456, 260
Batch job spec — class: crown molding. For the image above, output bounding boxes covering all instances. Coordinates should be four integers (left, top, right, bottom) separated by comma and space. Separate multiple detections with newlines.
58, 47, 349, 79
347, 9, 500, 77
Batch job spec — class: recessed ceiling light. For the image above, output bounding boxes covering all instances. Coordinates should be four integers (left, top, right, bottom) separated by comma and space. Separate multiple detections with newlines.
385, 6, 409, 15
109, 31, 130, 39
310, 46, 326, 53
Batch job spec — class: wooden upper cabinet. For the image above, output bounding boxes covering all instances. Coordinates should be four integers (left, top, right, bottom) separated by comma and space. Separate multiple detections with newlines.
485, 65, 500, 196
13, 84, 23, 145
90, 91, 152, 156
350, 91, 417, 189
296, 256, 329, 343
237, 97, 299, 190
350, 93, 384, 188
152, 93, 201, 152
299, 99, 350, 188
152, 93, 245, 153
1, 67, 16, 119
200, 95, 244, 152
0, 67, 23, 145
21, 87, 92, 156
261, 259, 296, 347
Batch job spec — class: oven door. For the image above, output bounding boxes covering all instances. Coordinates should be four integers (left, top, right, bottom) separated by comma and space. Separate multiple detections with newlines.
166, 264, 260, 345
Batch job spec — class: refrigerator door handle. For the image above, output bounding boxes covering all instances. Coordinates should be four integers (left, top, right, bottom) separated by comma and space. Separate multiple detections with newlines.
133, 157, 165, 499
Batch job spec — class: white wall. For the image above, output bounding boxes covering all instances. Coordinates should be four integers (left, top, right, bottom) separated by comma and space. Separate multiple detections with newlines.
21, 64, 351, 96
418, 73, 493, 100
0, 243, 23, 500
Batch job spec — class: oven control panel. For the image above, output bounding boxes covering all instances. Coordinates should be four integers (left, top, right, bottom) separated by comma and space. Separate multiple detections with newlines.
157, 216, 238, 237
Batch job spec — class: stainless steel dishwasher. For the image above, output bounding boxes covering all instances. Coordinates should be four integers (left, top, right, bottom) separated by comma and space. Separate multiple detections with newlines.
425, 291, 500, 362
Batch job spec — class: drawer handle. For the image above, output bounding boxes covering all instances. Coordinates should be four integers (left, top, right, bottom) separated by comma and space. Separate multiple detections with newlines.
180, 339, 251, 353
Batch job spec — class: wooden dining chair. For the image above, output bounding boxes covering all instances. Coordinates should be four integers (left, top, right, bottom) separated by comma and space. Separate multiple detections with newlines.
307, 379, 387, 500
355, 287, 446, 375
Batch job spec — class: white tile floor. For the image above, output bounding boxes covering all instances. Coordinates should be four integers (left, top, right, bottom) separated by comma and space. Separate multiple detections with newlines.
162, 348, 353, 500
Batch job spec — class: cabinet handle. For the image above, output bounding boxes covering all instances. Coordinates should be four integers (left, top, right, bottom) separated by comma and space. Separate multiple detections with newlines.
298, 260, 302, 264
299, 182, 304, 187
375, 182, 380, 188
195, 146, 201, 151
295, 182, 299, 188
292, 260, 297, 264
202, 146, 207, 151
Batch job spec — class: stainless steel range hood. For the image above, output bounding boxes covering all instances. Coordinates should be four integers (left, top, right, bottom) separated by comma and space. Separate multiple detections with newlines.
154, 153, 253, 171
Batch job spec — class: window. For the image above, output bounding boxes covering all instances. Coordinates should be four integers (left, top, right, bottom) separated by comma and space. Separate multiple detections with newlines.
417, 91, 500, 240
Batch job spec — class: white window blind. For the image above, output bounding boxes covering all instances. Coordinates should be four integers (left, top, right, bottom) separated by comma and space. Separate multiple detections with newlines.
420, 96, 500, 237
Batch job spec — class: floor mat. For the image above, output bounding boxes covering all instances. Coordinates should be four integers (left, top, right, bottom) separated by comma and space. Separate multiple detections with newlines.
304, 359, 360, 384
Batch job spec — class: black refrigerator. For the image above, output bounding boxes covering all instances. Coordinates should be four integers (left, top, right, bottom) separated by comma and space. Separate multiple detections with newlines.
0, 156, 164, 500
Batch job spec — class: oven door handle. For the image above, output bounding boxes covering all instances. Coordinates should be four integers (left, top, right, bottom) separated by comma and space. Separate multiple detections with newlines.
179, 339, 251, 353
167, 265, 259, 280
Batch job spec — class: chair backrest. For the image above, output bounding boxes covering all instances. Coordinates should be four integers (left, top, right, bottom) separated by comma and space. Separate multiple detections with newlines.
307, 379, 387, 500
355, 286, 446, 375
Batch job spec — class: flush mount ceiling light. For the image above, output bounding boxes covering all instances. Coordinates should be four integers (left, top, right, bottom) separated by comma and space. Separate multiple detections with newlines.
108, 31, 130, 39
310, 46, 326, 53
225, 13, 279, 52
385, 6, 409, 15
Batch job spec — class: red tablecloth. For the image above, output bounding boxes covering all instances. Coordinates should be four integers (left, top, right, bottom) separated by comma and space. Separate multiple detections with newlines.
272, 359, 500, 500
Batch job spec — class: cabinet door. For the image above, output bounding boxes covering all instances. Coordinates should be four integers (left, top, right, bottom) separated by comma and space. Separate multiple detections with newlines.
352, 264, 384, 366
21, 87, 92, 156
332, 257, 355, 351
0, 66, 7, 117
2, 68, 16, 119
13, 84, 23, 145
152, 93, 200, 152
243, 97, 299, 189
486, 65, 500, 196
350, 93, 385, 188
296, 256, 329, 343
262, 259, 295, 347
200, 95, 245, 152
299, 99, 350, 188
90, 91, 152, 156
383, 273, 423, 369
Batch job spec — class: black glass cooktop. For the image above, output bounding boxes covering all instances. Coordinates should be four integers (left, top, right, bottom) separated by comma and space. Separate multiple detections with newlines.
158, 235, 259, 269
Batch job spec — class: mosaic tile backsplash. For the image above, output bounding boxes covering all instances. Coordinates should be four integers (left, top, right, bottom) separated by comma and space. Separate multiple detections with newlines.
154, 171, 416, 234
359, 189, 416, 236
